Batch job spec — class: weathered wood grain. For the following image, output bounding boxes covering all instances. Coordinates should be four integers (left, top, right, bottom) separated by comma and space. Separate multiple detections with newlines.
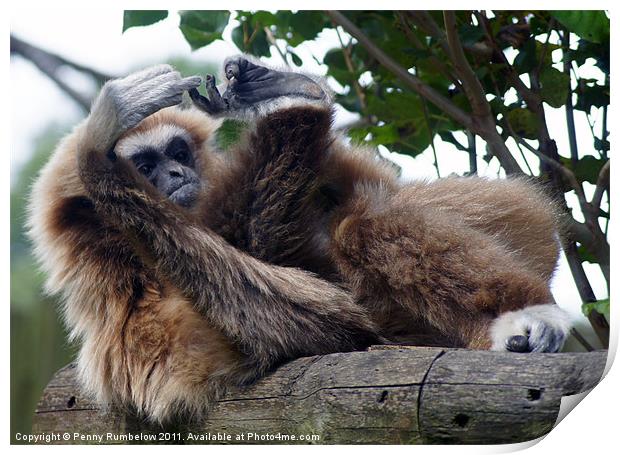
32, 347, 607, 445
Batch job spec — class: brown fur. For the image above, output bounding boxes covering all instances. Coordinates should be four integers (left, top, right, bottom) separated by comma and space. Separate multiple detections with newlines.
28, 106, 379, 423
327, 176, 561, 348
29, 88, 563, 423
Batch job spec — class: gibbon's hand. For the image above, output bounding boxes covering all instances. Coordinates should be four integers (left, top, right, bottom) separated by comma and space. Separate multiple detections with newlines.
188, 56, 329, 116
91, 65, 201, 143
490, 304, 573, 353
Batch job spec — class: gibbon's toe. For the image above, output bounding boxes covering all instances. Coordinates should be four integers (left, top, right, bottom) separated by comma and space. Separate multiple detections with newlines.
491, 304, 573, 353
506, 335, 530, 352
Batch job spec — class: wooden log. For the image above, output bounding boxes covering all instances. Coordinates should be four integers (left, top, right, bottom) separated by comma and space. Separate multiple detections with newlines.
32, 347, 607, 444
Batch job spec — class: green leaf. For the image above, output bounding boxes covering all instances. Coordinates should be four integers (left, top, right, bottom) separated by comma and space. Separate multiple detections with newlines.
368, 124, 401, 144
551, 11, 609, 44
539, 67, 569, 108
594, 137, 610, 153
577, 244, 597, 263
582, 299, 609, 321
123, 10, 168, 32
573, 155, 606, 184
513, 39, 537, 74
324, 48, 362, 86
216, 119, 247, 151
575, 82, 609, 112
458, 23, 485, 46
289, 11, 328, 42
179, 11, 230, 50
230, 13, 271, 57
366, 91, 424, 122
290, 51, 303, 67
438, 131, 468, 152
506, 108, 539, 139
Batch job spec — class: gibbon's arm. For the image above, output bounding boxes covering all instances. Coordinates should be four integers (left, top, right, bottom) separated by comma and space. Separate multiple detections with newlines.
77, 65, 379, 371
192, 56, 340, 275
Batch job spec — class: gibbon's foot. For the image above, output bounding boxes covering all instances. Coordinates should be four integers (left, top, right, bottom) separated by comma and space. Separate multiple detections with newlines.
489, 304, 573, 353
188, 74, 227, 115
189, 56, 329, 116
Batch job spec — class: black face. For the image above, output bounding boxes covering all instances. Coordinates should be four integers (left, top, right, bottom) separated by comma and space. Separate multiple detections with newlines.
129, 135, 201, 208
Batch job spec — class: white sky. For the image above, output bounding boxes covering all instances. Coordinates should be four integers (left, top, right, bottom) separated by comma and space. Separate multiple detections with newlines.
9, 9, 609, 349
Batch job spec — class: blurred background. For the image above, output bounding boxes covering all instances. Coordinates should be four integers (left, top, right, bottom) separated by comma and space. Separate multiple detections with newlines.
10, 10, 610, 442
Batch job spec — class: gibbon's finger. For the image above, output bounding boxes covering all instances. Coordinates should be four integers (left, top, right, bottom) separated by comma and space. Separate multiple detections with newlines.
529, 323, 564, 353
133, 72, 192, 100
204, 75, 227, 112
122, 64, 175, 85
176, 76, 203, 92
188, 88, 217, 114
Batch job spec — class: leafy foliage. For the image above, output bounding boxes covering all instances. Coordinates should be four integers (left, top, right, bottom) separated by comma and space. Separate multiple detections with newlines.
123, 11, 168, 32
583, 299, 610, 322
551, 11, 610, 44
179, 11, 230, 50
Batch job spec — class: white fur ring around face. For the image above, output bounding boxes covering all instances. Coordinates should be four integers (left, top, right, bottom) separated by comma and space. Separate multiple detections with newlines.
490, 304, 574, 353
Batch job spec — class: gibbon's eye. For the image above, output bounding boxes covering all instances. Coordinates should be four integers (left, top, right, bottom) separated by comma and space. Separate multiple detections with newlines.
137, 163, 154, 176
175, 149, 189, 163
166, 136, 192, 165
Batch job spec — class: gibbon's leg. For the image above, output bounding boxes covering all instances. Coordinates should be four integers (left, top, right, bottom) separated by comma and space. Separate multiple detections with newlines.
398, 177, 562, 282
331, 185, 572, 353
77, 66, 379, 372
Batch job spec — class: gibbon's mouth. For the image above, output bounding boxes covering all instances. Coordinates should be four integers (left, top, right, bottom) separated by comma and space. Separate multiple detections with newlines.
168, 182, 200, 208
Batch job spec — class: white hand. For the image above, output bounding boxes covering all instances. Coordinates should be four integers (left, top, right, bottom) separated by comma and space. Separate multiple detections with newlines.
90, 65, 201, 144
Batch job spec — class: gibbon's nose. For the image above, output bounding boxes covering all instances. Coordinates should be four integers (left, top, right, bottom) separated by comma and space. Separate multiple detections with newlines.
168, 164, 184, 179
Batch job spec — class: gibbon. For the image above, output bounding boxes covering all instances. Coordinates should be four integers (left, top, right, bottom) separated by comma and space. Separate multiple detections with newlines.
28, 58, 572, 423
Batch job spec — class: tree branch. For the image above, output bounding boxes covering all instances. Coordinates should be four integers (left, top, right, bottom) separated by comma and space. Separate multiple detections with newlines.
264, 26, 290, 67
10, 34, 113, 112
592, 160, 610, 210
443, 11, 491, 118
563, 243, 609, 348
326, 11, 474, 130
334, 28, 366, 111
562, 29, 580, 167
327, 11, 522, 175
475, 12, 541, 109
406, 11, 453, 57
396, 12, 463, 91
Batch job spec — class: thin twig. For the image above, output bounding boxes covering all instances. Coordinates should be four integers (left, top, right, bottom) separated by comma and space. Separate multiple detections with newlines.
334, 28, 366, 110
561, 30, 579, 167
513, 132, 588, 207
406, 11, 452, 57
570, 328, 595, 352
475, 12, 540, 109
466, 131, 477, 175
421, 100, 441, 178
601, 74, 609, 159
263, 26, 289, 67
534, 19, 555, 80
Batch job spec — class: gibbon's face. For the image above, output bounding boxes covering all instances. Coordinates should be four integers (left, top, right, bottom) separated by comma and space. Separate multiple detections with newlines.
115, 124, 201, 208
